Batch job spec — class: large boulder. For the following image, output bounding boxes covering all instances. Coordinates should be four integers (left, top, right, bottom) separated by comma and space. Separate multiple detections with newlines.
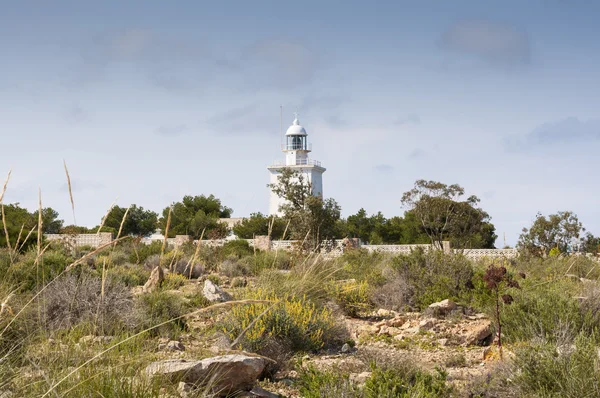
145, 354, 267, 395
428, 299, 457, 316
143, 266, 164, 293
462, 320, 493, 346
203, 280, 232, 302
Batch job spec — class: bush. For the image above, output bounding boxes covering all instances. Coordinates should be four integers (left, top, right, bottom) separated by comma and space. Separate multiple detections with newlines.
499, 280, 588, 344
222, 239, 253, 258
219, 256, 250, 278
299, 362, 452, 398
130, 241, 163, 264
364, 365, 450, 397
388, 250, 474, 309
162, 273, 187, 290
221, 289, 344, 354
330, 280, 372, 317
171, 259, 204, 279
134, 290, 188, 337
370, 276, 413, 312
511, 333, 600, 396
240, 250, 292, 275
299, 368, 360, 398
42, 273, 134, 334
105, 265, 150, 287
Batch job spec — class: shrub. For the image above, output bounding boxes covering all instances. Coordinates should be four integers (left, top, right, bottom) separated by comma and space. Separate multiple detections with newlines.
299, 362, 452, 398
240, 249, 292, 275
364, 365, 450, 397
222, 239, 253, 258
388, 250, 474, 309
219, 256, 250, 278
299, 368, 360, 398
171, 259, 204, 279
130, 241, 163, 264
370, 276, 412, 312
330, 280, 372, 317
221, 289, 344, 354
134, 290, 188, 337
105, 265, 150, 287
41, 273, 134, 334
162, 273, 187, 290
511, 333, 600, 396
500, 280, 588, 344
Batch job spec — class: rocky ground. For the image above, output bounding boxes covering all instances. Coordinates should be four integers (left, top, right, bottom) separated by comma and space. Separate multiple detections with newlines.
134, 270, 500, 397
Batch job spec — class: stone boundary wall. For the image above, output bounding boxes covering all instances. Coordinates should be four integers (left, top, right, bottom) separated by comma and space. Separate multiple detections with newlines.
45, 232, 113, 248
457, 248, 519, 259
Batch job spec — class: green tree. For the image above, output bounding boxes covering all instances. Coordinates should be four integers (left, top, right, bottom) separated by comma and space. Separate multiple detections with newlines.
232, 212, 288, 240
581, 233, 600, 254
32, 207, 64, 234
0, 204, 63, 249
401, 180, 496, 249
268, 168, 341, 250
160, 195, 232, 239
518, 211, 584, 256
104, 205, 158, 237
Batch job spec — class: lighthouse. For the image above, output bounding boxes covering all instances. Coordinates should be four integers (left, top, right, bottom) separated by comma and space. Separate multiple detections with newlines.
267, 114, 326, 216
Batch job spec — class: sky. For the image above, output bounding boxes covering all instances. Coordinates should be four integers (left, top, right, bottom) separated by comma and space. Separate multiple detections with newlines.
1, 0, 599, 246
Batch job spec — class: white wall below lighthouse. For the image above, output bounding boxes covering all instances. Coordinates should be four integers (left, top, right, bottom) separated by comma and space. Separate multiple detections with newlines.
267, 165, 326, 216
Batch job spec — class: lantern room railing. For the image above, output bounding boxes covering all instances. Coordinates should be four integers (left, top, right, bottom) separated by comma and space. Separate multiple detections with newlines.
270, 159, 322, 167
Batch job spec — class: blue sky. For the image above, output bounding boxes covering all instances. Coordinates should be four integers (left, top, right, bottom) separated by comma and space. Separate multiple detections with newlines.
1, 0, 599, 245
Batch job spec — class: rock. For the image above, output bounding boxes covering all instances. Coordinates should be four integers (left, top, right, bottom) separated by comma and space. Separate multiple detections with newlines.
341, 343, 351, 353
428, 299, 457, 316
350, 371, 372, 385
245, 386, 280, 397
177, 381, 194, 398
145, 354, 267, 394
203, 279, 232, 302
167, 340, 185, 351
378, 325, 389, 336
386, 327, 401, 336
386, 317, 406, 328
437, 338, 449, 347
143, 266, 164, 293
418, 318, 437, 331
376, 308, 393, 317
463, 320, 492, 345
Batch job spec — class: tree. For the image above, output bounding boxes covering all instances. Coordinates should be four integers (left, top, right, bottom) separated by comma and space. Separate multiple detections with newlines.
159, 195, 232, 239
581, 233, 600, 254
104, 205, 158, 237
0, 204, 63, 249
32, 207, 64, 234
232, 213, 288, 240
268, 168, 341, 250
401, 180, 496, 249
518, 211, 584, 256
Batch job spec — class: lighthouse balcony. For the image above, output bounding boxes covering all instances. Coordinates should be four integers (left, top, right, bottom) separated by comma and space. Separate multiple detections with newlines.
270, 158, 322, 167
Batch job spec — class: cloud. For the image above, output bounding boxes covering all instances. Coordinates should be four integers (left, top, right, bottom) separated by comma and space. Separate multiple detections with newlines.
409, 148, 426, 159
506, 117, 600, 151
441, 20, 530, 68
68, 28, 218, 90
374, 164, 394, 173
396, 114, 421, 125
240, 39, 319, 90
205, 104, 264, 134
156, 124, 188, 136
64, 105, 88, 123
59, 179, 104, 193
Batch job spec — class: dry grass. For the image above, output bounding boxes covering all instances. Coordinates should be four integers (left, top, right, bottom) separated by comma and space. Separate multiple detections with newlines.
62, 160, 76, 226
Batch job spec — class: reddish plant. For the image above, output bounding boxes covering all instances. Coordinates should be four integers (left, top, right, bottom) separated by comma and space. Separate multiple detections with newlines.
483, 265, 523, 356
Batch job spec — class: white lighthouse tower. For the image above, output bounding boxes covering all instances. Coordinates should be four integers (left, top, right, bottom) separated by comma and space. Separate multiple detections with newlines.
268, 114, 326, 216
